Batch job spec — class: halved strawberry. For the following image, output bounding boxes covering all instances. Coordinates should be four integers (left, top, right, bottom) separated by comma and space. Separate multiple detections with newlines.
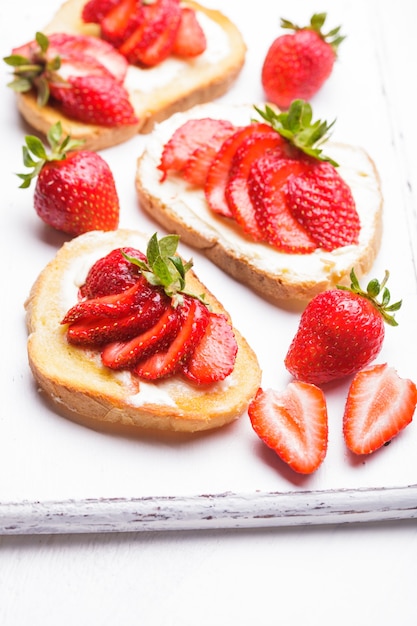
181, 313, 237, 384
182, 122, 236, 187
286, 160, 360, 251
118, 0, 181, 67
172, 7, 207, 57
101, 304, 181, 369
134, 296, 210, 379
158, 118, 234, 181
225, 131, 285, 239
65, 290, 169, 345
248, 151, 317, 253
343, 363, 417, 455
248, 382, 328, 474
204, 123, 274, 218
80, 247, 147, 300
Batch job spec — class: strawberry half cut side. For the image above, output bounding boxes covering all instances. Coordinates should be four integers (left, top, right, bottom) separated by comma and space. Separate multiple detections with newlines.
343, 363, 417, 455
182, 122, 236, 187
248, 382, 328, 474
181, 313, 238, 384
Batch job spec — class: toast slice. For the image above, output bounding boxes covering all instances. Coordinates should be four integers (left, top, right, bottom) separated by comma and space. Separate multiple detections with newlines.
25, 229, 261, 433
13, 0, 246, 151
135, 102, 383, 303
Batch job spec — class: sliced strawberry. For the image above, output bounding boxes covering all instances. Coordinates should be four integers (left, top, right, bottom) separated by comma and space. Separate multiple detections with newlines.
225, 131, 285, 239
100, 0, 141, 49
118, 0, 181, 67
248, 382, 328, 474
65, 290, 169, 345
248, 151, 317, 253
204, 123, 274, 218
47, 33, 129, 82
51, 73, 138, 127
82, 0, 122, 24
80, 247, 146, 300
182, 121, 236, 186
134, 296, 210, 379
181, 313, 237, 384
172, 7, 207, 57
101, 304, 181, 369
158, 118, 234, 180
343, 363, 417, 455
63, 281, 152, 324
286, 160, 360, 251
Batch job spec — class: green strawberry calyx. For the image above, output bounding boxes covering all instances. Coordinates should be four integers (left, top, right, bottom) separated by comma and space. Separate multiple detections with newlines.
281, 13, 345, 54
17, 121, 83, 188
337, 268, 402, 327
4, 32, 63, 107
254, 100, 338, 166
123, 233, 208, 308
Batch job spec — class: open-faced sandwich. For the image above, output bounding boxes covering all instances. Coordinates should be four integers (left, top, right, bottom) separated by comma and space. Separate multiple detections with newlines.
25, 229, 261, 433
135, 100, 383, 303
5, 0, 246, 150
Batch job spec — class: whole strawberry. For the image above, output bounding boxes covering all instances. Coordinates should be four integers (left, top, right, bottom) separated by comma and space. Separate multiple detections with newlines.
18, 122, 119, 235
261, 13, 345, 109
285, 269, 402, 385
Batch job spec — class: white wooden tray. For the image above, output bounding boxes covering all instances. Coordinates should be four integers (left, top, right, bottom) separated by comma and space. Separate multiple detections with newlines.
1, 0, 417, 535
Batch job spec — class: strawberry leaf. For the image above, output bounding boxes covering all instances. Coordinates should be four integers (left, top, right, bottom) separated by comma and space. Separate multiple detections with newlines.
254, 101, 338, 166
123, 233, 208, 307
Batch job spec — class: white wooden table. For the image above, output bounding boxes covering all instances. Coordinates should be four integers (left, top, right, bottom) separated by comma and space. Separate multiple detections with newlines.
1, 0, 417, 623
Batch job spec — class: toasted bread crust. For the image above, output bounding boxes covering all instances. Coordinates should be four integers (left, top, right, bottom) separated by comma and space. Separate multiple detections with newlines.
14, 0, 246, 151
135, 103, 383, 303
25, 229, 261, 433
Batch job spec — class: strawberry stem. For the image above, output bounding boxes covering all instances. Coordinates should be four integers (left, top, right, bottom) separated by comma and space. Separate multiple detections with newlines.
337, 268, 402, 327
280, 13, 345, 54
254, 100, 338, 166
122, 233, 208, 307
17, 121, 84, 188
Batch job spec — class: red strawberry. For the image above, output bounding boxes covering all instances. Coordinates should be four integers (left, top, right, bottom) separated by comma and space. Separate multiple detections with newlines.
99, 0, 141, 48
45, 33, 129, 82
248, 151, 317, 252
134, 296, 210, 379
181, 313, 237, 384
343, 364, 417, 455
182, 122, 236, 187
82, 0, 121, 24
172, 7, 207, 57
225, 130, 285, 239
248, 382, 328, 474
158, 118, 234, 180
204, 123, 274, 218
285, 269, 402, 385
286, 160, 360, 251
261, 13, 345, 109
18, 122, 119, 235
5, 32, 137, 127
80, 247, 147, 299
51, 74, 137, 127
101, 305, 181, 369
118, 0, 181, 67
